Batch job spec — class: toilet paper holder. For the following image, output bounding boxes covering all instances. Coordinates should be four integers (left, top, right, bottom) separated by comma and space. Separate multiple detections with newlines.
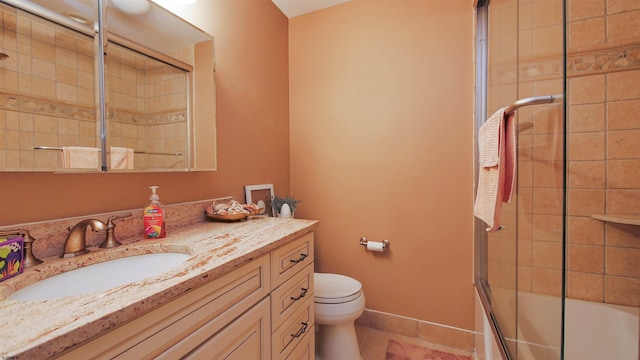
359, 237, 390, 249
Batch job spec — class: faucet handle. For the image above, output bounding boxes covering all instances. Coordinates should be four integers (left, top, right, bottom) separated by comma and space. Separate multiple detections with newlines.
100, 213, 132, 249
18, 229, 43, 268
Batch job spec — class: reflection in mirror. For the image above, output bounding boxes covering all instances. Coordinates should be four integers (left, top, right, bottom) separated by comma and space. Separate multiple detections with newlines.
105, 42, 189, 171
0, 0, 217, 172
0, 4, 99, 171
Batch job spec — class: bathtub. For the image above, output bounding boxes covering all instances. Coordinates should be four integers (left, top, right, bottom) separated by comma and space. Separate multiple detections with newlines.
492, 289, 639, 360
564, 296, 638, 360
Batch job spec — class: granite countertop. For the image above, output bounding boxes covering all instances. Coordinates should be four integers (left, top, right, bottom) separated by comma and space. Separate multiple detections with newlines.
0, 217, 318, 359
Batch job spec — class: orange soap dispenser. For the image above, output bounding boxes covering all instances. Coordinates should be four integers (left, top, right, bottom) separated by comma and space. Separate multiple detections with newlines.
143, 186, 166, 239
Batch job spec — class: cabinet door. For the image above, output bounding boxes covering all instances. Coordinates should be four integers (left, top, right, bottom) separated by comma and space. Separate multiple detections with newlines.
182, 297, 271, 359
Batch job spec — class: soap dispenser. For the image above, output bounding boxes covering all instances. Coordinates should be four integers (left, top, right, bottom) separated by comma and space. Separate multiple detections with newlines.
143, 186, 166, 239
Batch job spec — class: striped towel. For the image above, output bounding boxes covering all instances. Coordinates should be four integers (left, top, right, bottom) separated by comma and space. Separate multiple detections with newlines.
473, 107, 516, 232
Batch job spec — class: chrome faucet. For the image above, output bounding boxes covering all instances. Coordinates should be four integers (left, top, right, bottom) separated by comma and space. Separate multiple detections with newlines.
62, 219, 106, 258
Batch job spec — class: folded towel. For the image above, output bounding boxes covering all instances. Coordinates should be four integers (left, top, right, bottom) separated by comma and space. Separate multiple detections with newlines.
473, 107, 517, 232
110, 147, 134, 170
61, 146, 99, 169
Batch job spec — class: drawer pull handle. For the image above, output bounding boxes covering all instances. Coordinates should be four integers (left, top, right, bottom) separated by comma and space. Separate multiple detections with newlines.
291, 287, 309, 301
290, 253, 308, 263
291, 322, 308, 338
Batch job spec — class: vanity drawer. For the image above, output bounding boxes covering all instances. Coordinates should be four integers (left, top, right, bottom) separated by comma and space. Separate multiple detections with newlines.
271, 232, 314, 289
271, 262, 314, 331
272, 295, 314, 360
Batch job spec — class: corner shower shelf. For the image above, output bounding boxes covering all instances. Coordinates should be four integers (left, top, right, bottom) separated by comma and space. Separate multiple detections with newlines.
590, 214, 640, 226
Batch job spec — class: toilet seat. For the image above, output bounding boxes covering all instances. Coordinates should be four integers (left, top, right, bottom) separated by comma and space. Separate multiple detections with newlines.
314, 273, 363, 304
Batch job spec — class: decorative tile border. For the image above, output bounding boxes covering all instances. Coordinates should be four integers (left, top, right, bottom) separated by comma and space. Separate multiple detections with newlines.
0, 90, 186, 127
487, 44, 640, 83
520, 58, 563, 82
109, 108, 187, 126
108, 109, 144, 125
0, 91, 95, 122
488, 58, 563, 86
567, 44, 640, 77
145, 110, 187, 125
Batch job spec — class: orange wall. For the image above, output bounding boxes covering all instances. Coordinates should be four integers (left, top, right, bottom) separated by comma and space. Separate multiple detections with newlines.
289, 0, 475, 329
0, 0, 290, 226
2, 0, 477, 331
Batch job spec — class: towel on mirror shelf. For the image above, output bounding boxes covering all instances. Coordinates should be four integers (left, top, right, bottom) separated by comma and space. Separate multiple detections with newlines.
110, 147, 134, 170
61, 146, 99, 169
473, 107, 516, 232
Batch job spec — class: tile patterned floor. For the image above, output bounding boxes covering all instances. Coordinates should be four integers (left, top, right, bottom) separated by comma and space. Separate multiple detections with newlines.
355, 325, 474, 360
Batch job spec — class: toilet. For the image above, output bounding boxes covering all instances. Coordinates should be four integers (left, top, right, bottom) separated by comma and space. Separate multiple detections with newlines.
314, 273, 365, 360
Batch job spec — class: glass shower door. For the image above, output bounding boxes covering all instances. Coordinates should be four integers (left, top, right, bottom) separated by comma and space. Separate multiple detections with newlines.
478, 0, 566, 358
483, 1, 520, 357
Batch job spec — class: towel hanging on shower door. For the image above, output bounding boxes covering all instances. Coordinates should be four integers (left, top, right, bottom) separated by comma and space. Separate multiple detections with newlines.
473, 107, 516, 232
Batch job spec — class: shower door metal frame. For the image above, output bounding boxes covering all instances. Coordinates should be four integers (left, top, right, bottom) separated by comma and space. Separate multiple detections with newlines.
473, 1, 512, 359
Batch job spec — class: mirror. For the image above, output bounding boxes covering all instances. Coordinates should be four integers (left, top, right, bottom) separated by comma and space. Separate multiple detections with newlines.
0, 0, 216, 172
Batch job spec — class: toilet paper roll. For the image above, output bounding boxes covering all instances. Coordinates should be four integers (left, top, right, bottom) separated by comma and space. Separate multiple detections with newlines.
366, 241, 385, 252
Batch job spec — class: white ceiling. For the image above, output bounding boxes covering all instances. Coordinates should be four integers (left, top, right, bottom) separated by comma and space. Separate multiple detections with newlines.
271, 0, 351, 18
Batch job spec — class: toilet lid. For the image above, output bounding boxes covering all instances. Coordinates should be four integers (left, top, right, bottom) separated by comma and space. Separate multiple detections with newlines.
314, 273, 363, 304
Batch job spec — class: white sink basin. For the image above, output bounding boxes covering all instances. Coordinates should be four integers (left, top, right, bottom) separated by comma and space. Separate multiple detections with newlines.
8, 253, 191, 301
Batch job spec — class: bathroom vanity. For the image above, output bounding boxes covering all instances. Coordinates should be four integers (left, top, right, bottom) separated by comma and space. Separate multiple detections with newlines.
0, 217, 318, 359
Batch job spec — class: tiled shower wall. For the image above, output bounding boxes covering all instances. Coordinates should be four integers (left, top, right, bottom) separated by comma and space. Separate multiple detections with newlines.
515, 0, 565, 298
488, 0, 639, 309
517, 0, 640, 307
486, 0, 521, 293
0, 5, 97, 170
145, 47, 190, 169
106, 44, 190, 170
0, 4, 190, 171
564, 0, 640, 307
485, 0, 566, 299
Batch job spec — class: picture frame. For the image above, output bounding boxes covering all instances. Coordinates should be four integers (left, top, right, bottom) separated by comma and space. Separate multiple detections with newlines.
244, 184, 275, 217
